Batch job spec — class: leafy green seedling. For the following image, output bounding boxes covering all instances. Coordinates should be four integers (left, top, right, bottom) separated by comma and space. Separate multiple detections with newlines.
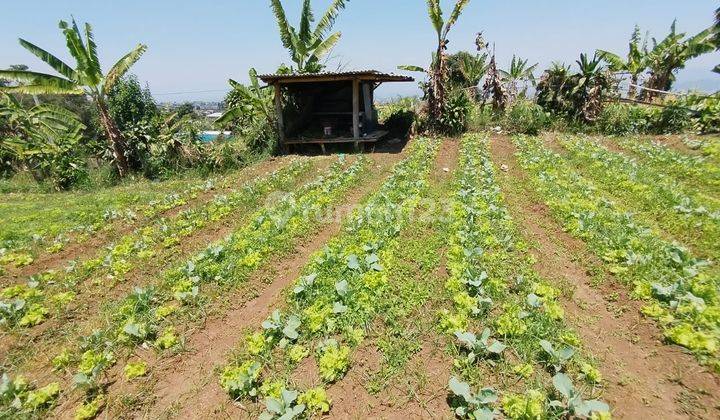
219, 361, 262, 399
550, 373, 609, 417
346, 254, 361, 270
262, 310, 301, 347
259, 388, 306, 420
539, 340, 575, 372
448, 376, 498, 419
455, 329, 506, 363
293, 273, 317, 295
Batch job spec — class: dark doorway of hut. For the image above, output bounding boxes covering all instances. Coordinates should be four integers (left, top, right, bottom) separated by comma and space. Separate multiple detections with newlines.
258, 70, 414, 156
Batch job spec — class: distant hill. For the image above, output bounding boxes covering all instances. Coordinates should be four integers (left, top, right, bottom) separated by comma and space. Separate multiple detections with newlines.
674, 78, 720, 93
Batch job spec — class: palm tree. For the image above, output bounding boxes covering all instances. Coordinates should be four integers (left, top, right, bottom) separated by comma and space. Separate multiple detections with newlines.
574, 53, 610, 121
0, 18, 146, 177
425, 0, 472, 123
641, 21, 715, 100
447, 51, 488, 99
597, 25, 648, 99
499, 55, 538, 100
270, 0, 349, 73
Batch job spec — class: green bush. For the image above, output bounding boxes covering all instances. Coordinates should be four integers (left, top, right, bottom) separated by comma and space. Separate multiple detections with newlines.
383, 108, 416, 140
503, 100, 548, 135
435, 90, 472, 136
201, 138, 259, 173
653, 105, 694, 134
596, 103, 651, 135
663, 94, 720, 134
467, 104, 495, 132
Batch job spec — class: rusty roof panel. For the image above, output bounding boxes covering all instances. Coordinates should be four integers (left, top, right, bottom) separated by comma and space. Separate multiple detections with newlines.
258, 70, 414, 84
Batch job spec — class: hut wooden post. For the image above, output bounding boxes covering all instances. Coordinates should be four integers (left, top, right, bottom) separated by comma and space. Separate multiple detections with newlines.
362, 82, 373, 129
274, 82, 285, 149
352, 79, 360, 140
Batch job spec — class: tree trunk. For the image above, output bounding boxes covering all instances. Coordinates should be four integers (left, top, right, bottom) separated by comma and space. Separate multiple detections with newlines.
96, 100, 130, 177
429, 41, 447, 123
628, 74, 638, 100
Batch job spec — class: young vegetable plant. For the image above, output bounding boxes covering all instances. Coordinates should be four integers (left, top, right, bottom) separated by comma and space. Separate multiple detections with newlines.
316, 339, 351, 383
262, 309, 302, 348
259, 388, 306, 420
539, 340, 575, 372
448, 377, 498, 419
550, 373, 610, 417
455, 328, 506, 363
219, 361, 262, 400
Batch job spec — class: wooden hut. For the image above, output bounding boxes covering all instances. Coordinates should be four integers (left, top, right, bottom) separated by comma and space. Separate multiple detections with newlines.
258, 70, 414, 153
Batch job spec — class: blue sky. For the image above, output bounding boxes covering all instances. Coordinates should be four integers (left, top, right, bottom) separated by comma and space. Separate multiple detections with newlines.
2, 0, 718, 101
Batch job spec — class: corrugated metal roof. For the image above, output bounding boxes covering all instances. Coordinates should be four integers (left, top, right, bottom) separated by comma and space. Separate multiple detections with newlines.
258, 70, 414, 84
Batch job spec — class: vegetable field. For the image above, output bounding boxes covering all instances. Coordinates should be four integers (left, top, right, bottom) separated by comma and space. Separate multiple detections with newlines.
1, 134, 720, 419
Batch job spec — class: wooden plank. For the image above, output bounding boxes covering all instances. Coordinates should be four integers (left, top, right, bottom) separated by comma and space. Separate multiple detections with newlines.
274, 83, 285, 145
362, 82, 373, 129
285, 138, 380, 145
352, 79, 360, 139
313, 111, 365, 116
284, 130, 388, 145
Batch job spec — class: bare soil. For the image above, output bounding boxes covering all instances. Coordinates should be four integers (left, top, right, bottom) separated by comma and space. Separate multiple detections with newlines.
488, 134, 720, 420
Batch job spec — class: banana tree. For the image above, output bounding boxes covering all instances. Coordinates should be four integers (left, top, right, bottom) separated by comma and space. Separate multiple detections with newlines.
398, 55, 435, 98
270, 0, 349, 73
481, 54, 506, 112
217, 68, 275, 151
457, 53, 489, 88
425, 0, 471, 122
0, 18, 147, 177
641, 21, 716, 100
573, 53, 611, 121
217, 69, 273, 126
499, 55, 538, 100
597, 25, 648, 99
0, 92, 86, 187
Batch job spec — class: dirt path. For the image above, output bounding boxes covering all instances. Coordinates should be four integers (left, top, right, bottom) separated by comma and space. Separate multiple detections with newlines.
488, 134, 720, 419
111, 151, 405, 419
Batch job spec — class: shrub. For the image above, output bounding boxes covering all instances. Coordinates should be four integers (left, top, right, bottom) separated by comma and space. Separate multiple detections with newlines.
201, 139, 258, 173
383, 108, 416, 140
596, 103, 651, 135
652, 105, 694, 134
503, 100, 548, 135
467, 104, 495, 132
664, 93, 720, 134
107, 75, 162, 172
435, 90, 472, 136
